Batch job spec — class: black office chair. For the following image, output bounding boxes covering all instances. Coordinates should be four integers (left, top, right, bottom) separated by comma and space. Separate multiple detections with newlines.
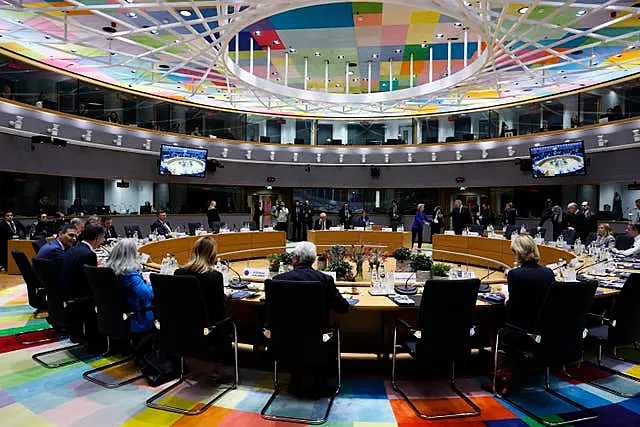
616, 234, 633, 250
562, 229, 577, 245
146, 274, 238, 415
11, 249, 53, 345
32, 239, 46, 255
469, 225, 484, 234
504, 225, 519, 240
563, 273, 640, 397
211, 221, 225, 234
31, 257, 94, 369
82, 266, 147, 388
445, 136, 457, 143
261, 279, 341, 424
124, 225, 142, 238
392, 278, 481, 420
493, 280, 599, 427
187, 222, 201, 236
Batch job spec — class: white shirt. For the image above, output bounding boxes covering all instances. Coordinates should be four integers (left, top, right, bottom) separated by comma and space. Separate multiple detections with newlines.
618, 234, 640, 258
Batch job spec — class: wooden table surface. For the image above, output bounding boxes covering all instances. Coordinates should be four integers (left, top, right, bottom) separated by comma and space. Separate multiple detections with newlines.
307, 230, 411, 253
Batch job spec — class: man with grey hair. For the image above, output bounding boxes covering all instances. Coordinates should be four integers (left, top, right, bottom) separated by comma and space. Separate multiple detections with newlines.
273, 241, 349, 397
565, 202, 578, 232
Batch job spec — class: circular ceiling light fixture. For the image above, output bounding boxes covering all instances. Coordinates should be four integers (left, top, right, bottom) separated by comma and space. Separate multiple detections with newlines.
126, 12, 137, 18
576, 9, 588, 16
102, 26, 117, 33
150, 29, 159, 34
179, 10, 192, 17
435, 33, 445, 39
337, 54, 345, 59
313, 51, 321, 56
518, 7, 529, 14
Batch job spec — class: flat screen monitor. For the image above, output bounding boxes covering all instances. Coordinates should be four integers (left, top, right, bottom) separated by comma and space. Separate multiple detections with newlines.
259, 136, 271, 143
159, 145, 208, 177
530, 140, 586, 178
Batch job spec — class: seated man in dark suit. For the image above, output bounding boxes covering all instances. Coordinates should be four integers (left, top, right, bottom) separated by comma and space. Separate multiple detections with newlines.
60, 223, 105, 351
0, 211, 27, 271
36, 224, 77, 271
150, 211, 172, 236
273, 241, 350, 397
101, 215, 118, 240
312, 212, 333, 231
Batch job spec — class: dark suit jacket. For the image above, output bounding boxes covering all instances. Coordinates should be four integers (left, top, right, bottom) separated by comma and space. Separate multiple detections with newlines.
0, 220, 26, 240
302, 206, 313, 228
575, 212, 597, 242
174, 269, 227, 322
291, 206, 304, 224
37, 239, 66, 271
150, 220, 172, 235
60, 241, 97, 300
273, 264, 349, 325
506, 261, 555, 332
451, 206, 472, 234
313, 218, 333, 230
103, 225, 118, 240
501, 209, 517, 226
338, 208, 353, 227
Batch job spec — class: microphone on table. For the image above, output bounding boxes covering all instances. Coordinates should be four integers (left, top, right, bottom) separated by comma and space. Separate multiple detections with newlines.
477, 268, 497, 293
222, 259, 250, 289
395, 271, 418, 295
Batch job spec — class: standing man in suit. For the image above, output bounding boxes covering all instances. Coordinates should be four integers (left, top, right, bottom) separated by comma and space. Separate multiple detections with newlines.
576, 201, 597, 243
338, 203, 353, 229
302, 200, 313, 240
564, 202, 578, 231
272, 241, 349, 397
101, 216, 118, 240
0, 211, 27, 271
292, 201, 304, 241
390, 200, 402, 231
36, 224, 77, 271
501, 203, 517, 226
150, 211, 172, 236
253, 201, 264, 230
313, 212, 332, 230
450, 200, 472, 235
60, 223, 105, 351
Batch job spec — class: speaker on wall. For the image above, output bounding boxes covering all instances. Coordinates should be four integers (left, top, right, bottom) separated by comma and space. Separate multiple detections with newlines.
370, 167, 381, 178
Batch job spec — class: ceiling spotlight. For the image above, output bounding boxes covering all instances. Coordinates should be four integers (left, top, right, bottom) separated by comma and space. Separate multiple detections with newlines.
81, 130, 92, 142
316, 153, 322, 163
454, 22, 463, 27
293, 152, 299, 162
113, 135, 123, 146
335, 83, 342, 87
47, 124, 60, 137
254, 30, 261, 36
464, 1, 472, 6
394, 48, 401, 54
269, 151, 275, 161
150, 29, 159, 34
275, 77, 281, 81
597, 135, 608, 147
222, 148, 228, 158
16, 19, 23, 24
421, 42, 427, 48
615, 54, 622, 58
173, 39, 180, 43
179, 10, 192, 17
407, 153, 413, 162
9, 115, 23, 130
347, 71, 354, 75
384, 153, 389, 163
245, 150, 252, 160
507, 146, 516, 156
339, 153, 344, 163
142, 139, 152, 150
481, 149, 488, 159
337, 54, 345, 59
289, 47, 296, 53
70, 48, 77, 53
130, 69, 136, 73
575, 9, 587, 17
44, 34, 52, 40
630, 45, 636, 50
431, 152, 437, 161
361, 154, 367, 163
273, 40, 280, 45
435, 33, 444, 39
110, 51, 116, 56
372, 53, 378, 59
518, 7, 529, 14
126, 12, 137, 18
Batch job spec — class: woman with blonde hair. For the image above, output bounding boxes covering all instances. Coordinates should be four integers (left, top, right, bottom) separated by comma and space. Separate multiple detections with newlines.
594, 223, 615, 250
207, 200, 221, 231
410, 203, 433, 249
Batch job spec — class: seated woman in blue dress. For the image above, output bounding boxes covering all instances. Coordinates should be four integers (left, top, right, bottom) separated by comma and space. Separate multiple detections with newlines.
104, 239, 154, 335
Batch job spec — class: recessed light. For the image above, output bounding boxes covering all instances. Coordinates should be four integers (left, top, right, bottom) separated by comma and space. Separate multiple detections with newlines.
335, 83, 341, 87
347, 71, 354, 75
560, 70, 565, 73
16, 19, 23, 24
102, 26, 117, 33
562, 76, 567, 79
130, 69, 136, 73
518, 7, 529, 14
352, 78, 358, 82
173, 39, 180, 43
394, 48, 401, 54
372, 53, 378, 59
576, 9, 587, 16
127, 12, 137, 18
271, 71, 278, 75
254, 30, 261, 36
273, 40, 280, 45
454, 22, 463, 27
44, 34, 51, 39
158, 64, 170, 70
275, 77, 280, 81
150, 29, 158, 34
591, 54, 596, 58
179, 10, 192, 17
593, 62, 598, 65
70, 48, 77, 53
615, 54, 622, 58
337, 54, 345, 59
289, 47, 296, 53
110, 51, 116, 56
629, 45, 636, 49
314, 51, 321, 56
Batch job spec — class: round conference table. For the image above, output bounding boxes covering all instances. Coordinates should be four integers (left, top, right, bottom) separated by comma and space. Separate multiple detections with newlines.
139, 231, 622, 358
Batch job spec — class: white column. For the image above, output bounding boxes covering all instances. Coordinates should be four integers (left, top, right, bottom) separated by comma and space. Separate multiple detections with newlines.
429, 47, 433, 82
388, 58, 393, 91
324, 60, 329, 92
266, 46, 271, 80
345, 62, 349, 93
410, 53, 414, 88
477, 38, 481, 55
367, 61, 372, 93
284, 52, 289, 87
235, 36, 239, 65
304, 57, 308, 90
249, 37, 254, 74
447, 40, 452, 76
464, 30, 468, 67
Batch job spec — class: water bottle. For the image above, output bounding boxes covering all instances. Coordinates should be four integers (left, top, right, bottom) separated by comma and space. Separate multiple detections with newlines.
159, 254, 169, 275
216, 257, 223, 272
371, 268, 379, 288
379, 264, 386, 287
169, 255, 178, 274
457, 264, 463, 278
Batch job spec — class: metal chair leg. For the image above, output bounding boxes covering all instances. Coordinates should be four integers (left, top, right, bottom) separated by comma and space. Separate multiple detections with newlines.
261, 328, 341, 425
32, 342, 90, 369
612, 344, 640, 365
145, 323, 239, 415
492, 333, 598, 427
15, 328, 60, 346
392, 326, 480, 420
82, 355, 143, 389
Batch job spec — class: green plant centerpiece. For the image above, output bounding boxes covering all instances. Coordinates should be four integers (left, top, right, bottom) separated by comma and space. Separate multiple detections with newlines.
349, 245, 369, 280
329, 245, 347, 263
392, 247, 412, 272
410, 252, 433, 282
431, 262, 452, 277
267, 254, 281, 273
328, 259, 353, 281
279, 252, 293, 266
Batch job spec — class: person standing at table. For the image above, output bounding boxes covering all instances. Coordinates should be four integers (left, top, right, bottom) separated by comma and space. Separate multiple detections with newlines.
451, 199, 472, 235
292, 201, 304, 241
478, 203, 495, 229
390, 200, 402, 231
253, 201, 264, 230
575, 201, 597, 243
501, 203, 517, 226
313, 212, 332, 230
273, 200, 289, 235
338, 203, 353, 229
411, 204, 433, 249
0, 211, 27, 271
150, 211, 172, 236
302, 200, 313, 240
431, 205, 444, 235
207, 201, 221, 230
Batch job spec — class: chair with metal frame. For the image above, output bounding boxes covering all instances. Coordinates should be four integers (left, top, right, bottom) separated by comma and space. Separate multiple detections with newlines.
31, 257, 94, 369
82, 265, 149, 388
11, 250, 53, 345
261, 279, 341, 425
392, 278, 481, 420
146, 273, 238, 415
32, 239, 46, 255
493, 280, 599, 427
563, 273, 640, 397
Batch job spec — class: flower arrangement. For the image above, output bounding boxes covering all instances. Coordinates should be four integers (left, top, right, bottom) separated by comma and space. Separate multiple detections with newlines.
349, 245, 369, 264
432, 262, 452, 277
392, 247, 412, 261
267, 254, 281, 272
409, 253, 433, 272
329, 245, 347, 263
367, 249, 388, 268
279, 252, 293, 266
328, 259, 353, 280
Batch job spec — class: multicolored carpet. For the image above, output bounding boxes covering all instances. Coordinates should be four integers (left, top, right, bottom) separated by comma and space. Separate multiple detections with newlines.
1, 279, 640, 426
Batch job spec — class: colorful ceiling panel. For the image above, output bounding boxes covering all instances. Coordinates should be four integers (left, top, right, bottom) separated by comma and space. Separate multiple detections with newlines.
0, 1, 639, 118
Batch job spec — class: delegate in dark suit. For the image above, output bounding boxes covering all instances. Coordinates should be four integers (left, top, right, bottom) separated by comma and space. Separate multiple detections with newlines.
0, 216, 27, 270
450, 205, 472, 235
150, 219, 172, 235
313, 217, 333, 230
60, 241, 97, 300
37, 239, 67, 271
338, 206, 353, 229
575, 212, 597, 243
501, 209, 517, 226
103, 225, 118, 240
506, 261, 555, 332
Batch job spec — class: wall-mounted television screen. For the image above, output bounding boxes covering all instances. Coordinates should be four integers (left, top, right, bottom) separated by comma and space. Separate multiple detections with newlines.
530, 140, 586, 178
159, 145, 208, 177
